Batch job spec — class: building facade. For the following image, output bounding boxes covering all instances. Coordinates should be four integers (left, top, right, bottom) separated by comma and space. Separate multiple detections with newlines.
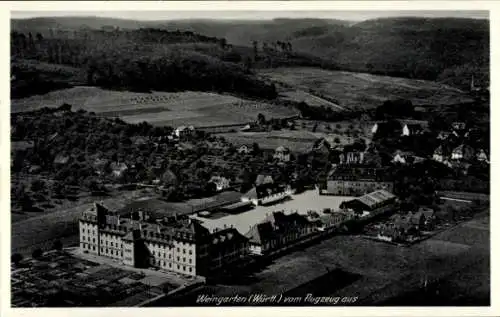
320, 167, 394, 196
245, 211, 317, 256
79, 202, 249, 277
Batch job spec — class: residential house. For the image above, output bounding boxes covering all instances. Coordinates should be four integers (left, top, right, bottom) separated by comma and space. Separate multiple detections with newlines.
432, 145, 452, 163
401, 123, 425, 136
392, 151, 423, 164
476, 149, 489, 163
451, 144, 475, 161
255, 174, 274, 187
174, 126, 195, 138
339, 151, 364, 165
237, 145, 252, 155
378, 207, 436, 242
309, 138, 332, 164
53, 154, 70, 166
208, 176, 231, 192
110, 162, 128, 178
79, 202, 248, 277
451, 122, 466, 132
93, 158, 109, 176
320, 167, 394, 196
339, 189, 397, 217
273, 146, 291, 162
245, 211, 316, 256
436, 131, 451, 141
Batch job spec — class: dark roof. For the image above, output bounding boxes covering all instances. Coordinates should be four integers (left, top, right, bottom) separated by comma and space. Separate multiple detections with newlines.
245, 222, 275, 244
210, 228, 248, 247
329, 167, 392, 182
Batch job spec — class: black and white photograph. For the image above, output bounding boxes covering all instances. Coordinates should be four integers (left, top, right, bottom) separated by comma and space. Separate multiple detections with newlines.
4, 2, 494, 313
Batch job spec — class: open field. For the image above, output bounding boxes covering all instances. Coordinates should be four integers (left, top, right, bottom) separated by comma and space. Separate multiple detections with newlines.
11, 86, 298, 127
11, 189, 156, 257
218, 122, 370, 152
260, 67, 474, 110
172, 211, 489, 306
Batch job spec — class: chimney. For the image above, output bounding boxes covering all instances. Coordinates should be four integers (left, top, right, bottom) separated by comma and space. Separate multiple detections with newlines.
139, 223, 142, 231
117, 215, 120, 225
223, 224, 227, 229
157, 226, 161, 234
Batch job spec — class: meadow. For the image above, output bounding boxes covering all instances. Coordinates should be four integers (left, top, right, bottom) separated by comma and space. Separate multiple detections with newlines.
261, 67, 474, 110
11, 86, 298, 128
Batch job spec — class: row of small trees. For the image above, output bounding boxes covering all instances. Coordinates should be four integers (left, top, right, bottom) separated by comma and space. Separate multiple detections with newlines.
11, 240, 63, 266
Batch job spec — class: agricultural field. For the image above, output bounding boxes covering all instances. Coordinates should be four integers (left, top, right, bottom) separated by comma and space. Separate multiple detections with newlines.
218, 119, 372, 152
11, 86, 298, 128
260, 67, 474, 110
218, 130, 319, 153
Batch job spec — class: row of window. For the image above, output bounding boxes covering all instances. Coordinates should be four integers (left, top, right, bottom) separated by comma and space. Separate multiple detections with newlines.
81, 243, 96, 251
100, 247, 123, 257
151, 259, 193, 273
81, 236, 95, 243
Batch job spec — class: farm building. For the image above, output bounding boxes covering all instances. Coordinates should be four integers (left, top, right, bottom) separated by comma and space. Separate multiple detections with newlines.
340, 189, 396, 216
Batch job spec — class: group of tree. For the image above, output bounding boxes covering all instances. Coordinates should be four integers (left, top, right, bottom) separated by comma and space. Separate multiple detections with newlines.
11, 28, 280, 100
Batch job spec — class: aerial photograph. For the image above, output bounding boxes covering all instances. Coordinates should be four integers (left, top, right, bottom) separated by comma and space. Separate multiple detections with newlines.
9, 9, 490, 308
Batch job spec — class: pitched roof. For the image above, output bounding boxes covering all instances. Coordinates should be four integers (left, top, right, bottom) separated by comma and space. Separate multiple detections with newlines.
351, 189, 396, 209
255, 174, 274, 186
275, 146, 290, 153
245, 221, 276, 244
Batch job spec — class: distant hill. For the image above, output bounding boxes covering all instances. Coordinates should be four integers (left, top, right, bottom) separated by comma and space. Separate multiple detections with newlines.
11, 16, 489, 91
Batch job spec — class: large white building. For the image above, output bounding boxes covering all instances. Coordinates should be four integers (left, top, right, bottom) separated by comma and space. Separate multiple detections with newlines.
79, 202, 249, 277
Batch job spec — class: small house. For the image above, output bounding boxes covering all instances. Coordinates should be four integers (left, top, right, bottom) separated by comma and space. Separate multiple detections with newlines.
208, 176, 231, 192
401, 123, 425, 136
53, 154, 70, 166
476, 149, 489, 163
273, 146, 291, 162
174, 125, 195, 138
436, 131, 451, 140
451, 144, 475, 161
433, 145, 450, 163
451, 122, 466, 131
110, 162, 128, 178
237, 145, 252, 154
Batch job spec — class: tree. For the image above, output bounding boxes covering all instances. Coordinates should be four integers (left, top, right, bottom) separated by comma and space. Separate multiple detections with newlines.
252, 41, 258, 61
257, 113, 266, 125
11, 253, 23, 266
252, 142, 261, 155
32, 248, 43, 259
52, 240, 63, 251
